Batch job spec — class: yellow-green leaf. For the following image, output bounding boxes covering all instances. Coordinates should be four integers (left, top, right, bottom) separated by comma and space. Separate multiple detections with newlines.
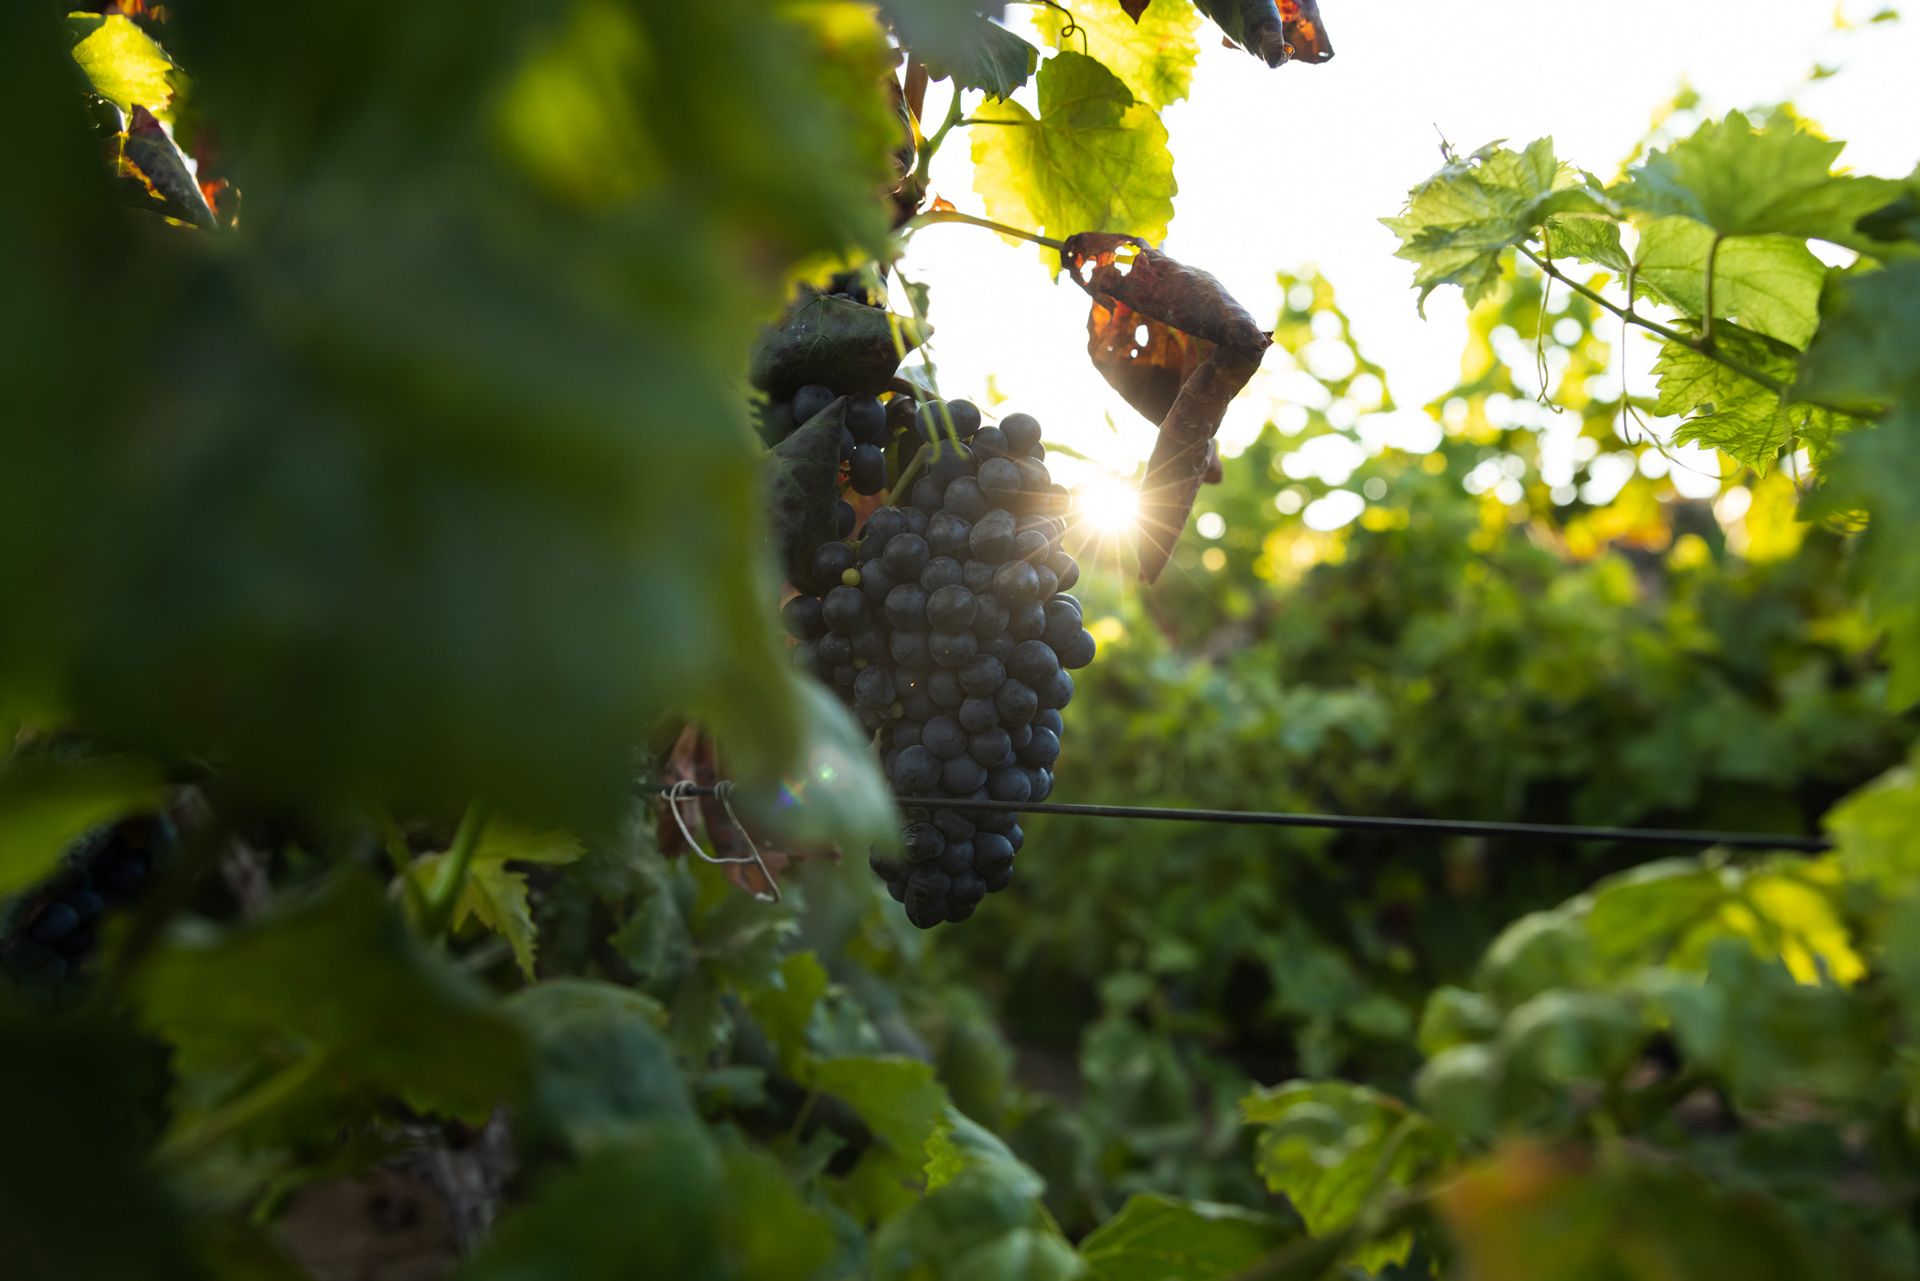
69, 14, 181, 118
971, 51, 1176, 264
1035, 0, 1202, 110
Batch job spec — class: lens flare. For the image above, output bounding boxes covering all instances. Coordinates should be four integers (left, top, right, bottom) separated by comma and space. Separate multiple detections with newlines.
1075, 475, 1139, 535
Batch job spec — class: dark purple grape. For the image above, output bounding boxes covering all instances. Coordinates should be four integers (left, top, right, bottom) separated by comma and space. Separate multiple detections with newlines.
988, 768, 1032, 803
782, 595, 826, 639
970, 511, 1016, 562
929, 447, 976, 488
1057, 628, 1096, 669
892, 746, 941, 792
850, 443, 888, 495
910, 477, 945, 510
822, 585, 866, 632
921, 556, 963, 593
946, 401, 983, 437
928, 670, 964, 707
849, 625, 885, 660
1013, 529, 1050, 563
1007, 639, 1059, 687
793, 384, 835, 423
1019, 727, 1060, 769
892, 721, 924, 749
902, 691, 937, 723
972, 426, 1009, 459
928, 511, 972, 558
934, 809, 976, 842
939, 841, 976, 876
848, 396, 888, 445
1000, 413, 1042, 455
981, 633, 1013, 662
885, 584, 929, 630
883, 533, 930, 579
992, 561, 1042, 605
1037, 668, 1074, 710
904, 821, 944, 863
941, 756, 987, 794
1050, 552, 1080, 591
890, 630, 931, 669
927, 584, 977, 631
958, 697, 999, 733
817, 633, 852, 664
855, 666, 896, 709
813, 542, 856, 591
973, 833, 1014, 877
994, 680, 1038, 726
858, 558, 898, 606
959, 654, 1006, 698
1009, 601, 1046, 640
930, 630, 979, 667
865, 507, 909, 548
944, 477, 990, 521
970, 595, 1009, 639
977, 458, 1022, 502
870, 849, 906, 881
835, 499, 857, 538
1027, 768, 1054, 802
962, 559, 996, 594
922, 716, 966, 760
968, 727, 1012, 767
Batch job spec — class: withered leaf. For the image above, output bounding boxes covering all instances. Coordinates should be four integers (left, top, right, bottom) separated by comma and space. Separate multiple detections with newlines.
1120, 0, 1152, 19
749, 294, 929, 399
119, 104, 216, 228
1061, 233, 1270, 583
1192, 0, 1334, 67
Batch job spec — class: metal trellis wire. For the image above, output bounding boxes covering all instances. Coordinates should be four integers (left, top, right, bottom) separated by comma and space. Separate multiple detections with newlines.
648, 783, 1831, 854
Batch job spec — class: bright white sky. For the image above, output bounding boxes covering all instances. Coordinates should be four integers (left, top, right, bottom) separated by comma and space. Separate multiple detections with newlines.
894, 0, 1918, 512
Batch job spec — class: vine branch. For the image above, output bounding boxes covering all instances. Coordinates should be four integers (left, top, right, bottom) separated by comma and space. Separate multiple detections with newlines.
900, 208, 1066, 252
1517, 244, 1867, 421
422, 800, 489, 937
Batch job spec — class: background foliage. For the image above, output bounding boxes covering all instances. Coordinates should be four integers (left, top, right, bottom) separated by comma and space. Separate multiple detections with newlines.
4, 2, 1919, 1280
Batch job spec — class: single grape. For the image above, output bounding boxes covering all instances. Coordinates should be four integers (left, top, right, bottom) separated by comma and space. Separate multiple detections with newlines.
921, 555, 964, 592
1018, 727, 1060, 769
1037, 668, 1074, 710
928, 510, 972, 558
926, 584, 978, 632
967, 726, 1012, 767
817, 632, 852, 665
1013, 529, 1050, 563
848, 625, 884, 660
1008, 601, 1046, 640
892, 746, 941, 792
850, 443, 888, 495
910, 476, 944, 510
812, 541, 856, 591
921, 716, 966, 760
973, 833, 1014, 877
793, 384, 835, 423
885, 583, 929, 630
962, 559, 996, 594
1000, 412, 1043, 456
870, 849, 906, 881
1056, 628, 1097, 670
1051, 553, 1080, 591
958, 697, 999, 733
858, 558, 898, 605
854, 666, 896, 709
970, 594, 1009, 639
988, 768, 1032, 803
941, 755, 987, 794
835, 499, 856, 538
883, 533, 930, 579
822, 585, 867, 633
969, 511, 1016, 562
1007, 639, 1060, 688
903, 821, 944, 863
977, 457, 1022, 502
938, 841, 976, 876
992, 561, 1042, 605
892, 721, 924, 749
1027, 768, 1054, 802
927, 670, 964, 707
993, 679, 1038, 727
943, 477, 990, 521
934, 808, 976, 842
946, 400, 983, 437
840, 427, 856, 462
847, 396, 888, 446
781, 595, 826, 639
902, 690, 937, 723
958, 654, 1007, 698
890, 630, 931, 669
865, 507, 909, 547
928, 447, 975, 488
971, 425, 1009, 460
929, 630, 979, 667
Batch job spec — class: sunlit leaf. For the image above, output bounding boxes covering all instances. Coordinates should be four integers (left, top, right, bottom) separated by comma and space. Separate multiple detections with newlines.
1078, 1193, 1290, 1281
1035, 0, 1202, 109
971, 51, 1176, 262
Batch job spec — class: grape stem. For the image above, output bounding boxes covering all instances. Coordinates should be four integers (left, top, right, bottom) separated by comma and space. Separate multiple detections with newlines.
901, 208, 1067, 253
421, 800, 489, 938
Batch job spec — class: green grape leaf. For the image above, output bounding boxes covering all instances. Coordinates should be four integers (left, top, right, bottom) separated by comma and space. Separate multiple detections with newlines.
1642, 939, 1880, 1107
743, 950, 829, 1076
1542, 213, 1629, 271
971, 51, 1177, 262
1826, 756, 1920, 893
1382, 139, 1613, 313
0, 757, 163, 899
926, 1110, 1042, 1196
1650, 325, 1853, 469
460, 1123, 836, 1281
1414, 1044, 1502, 1140
1496, 989, 1646, 1088
871, 1159, 1079, 1281
1416, 986, 1502, 1056
1241, 1082, 1456, 1273
1615, 109, 1902, 242
1078, 1193, 1291, 1281
1474, 908, 1596, 1009
769, 395, 852, 587
1804, 413, 1920, 705
752, 296, 931, 401
506, 980, 688, 1155
404, 824, 582, 978
917, 12, 1039, 100
1634, 216, 1827, 348
1798, 260, 1920, 412
68, 13, 182, 118
134, 872, 529, 1134
807, 1055, 948, 1164
1035, 0, 1203, 109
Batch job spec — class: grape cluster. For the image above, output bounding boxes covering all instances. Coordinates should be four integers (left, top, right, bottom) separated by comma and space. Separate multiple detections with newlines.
1, 814, 173, 991
781, 402, 1097, 927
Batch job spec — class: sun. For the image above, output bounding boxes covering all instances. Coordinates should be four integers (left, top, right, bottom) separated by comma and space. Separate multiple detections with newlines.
1074, 474, 1140, 536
